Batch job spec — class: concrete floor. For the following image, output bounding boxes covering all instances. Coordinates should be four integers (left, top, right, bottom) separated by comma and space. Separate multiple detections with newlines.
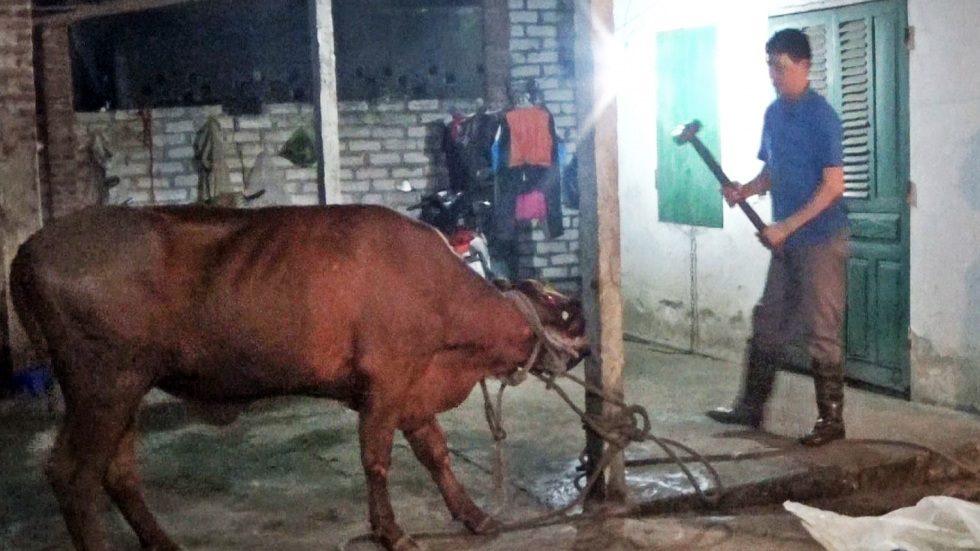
1, 341, 977, 550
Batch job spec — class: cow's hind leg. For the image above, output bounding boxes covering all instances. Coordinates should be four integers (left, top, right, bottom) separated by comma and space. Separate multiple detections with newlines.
46, 370, 150, 551
104, 425, 180, 550
358, 406, 419, 550
404, 419, 498, 534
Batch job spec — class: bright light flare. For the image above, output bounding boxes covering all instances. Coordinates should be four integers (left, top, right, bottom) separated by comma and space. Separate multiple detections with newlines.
577, 6, 625, 148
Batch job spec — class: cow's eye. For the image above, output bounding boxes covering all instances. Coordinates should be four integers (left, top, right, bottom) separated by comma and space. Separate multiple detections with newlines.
561, 310, 570, 321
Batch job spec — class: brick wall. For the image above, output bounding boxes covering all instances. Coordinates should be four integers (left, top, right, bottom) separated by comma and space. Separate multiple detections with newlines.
0, 2, 39, 185
74, 100, 464, 210
508, 0, 580, 291
338, 97, 581, 288
336, 99, 466, 207
75, 104, 322, 207
508, 0, 578, 143
1, 1, 44, 375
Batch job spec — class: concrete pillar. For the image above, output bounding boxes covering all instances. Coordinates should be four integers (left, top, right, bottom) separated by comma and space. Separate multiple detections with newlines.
0, 2, 45, 379
574, 0, 626, 502
39, 24, 89, 219
311, 0, 342, 204
482, 0, 510, 109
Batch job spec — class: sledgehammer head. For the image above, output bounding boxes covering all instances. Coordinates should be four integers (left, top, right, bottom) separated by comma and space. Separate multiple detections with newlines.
671, 120, 702, 145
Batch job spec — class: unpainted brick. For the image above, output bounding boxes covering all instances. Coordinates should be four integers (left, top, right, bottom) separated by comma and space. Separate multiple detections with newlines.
510, 38, 542, 51
349, 140, 382, 152
511, 11, 538, 23
286, 168, 317, 181
356, 167, 389, 180
527, 0, 558, 9
526, 25, 557, 38
372, 127, 406, 139
407, 99, 440, 111
540, 267, 568, 279
340, 126, 372, 139
402, 152, 430, 165
511, 65, 542, 78
339, 101, 370, 112
369, 153, 401, 166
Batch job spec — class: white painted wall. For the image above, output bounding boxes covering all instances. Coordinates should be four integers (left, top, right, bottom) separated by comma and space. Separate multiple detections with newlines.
907, 0, 980, 409
615, 1, 774, 358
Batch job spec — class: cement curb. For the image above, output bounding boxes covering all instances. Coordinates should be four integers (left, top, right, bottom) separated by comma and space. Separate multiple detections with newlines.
625, 441, 978, 516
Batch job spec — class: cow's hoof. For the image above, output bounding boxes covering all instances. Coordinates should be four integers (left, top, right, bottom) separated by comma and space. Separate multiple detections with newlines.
466, 514, 500, 535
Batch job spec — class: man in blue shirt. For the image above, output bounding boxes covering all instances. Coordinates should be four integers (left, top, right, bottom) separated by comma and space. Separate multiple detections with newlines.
707, 28, 849, 447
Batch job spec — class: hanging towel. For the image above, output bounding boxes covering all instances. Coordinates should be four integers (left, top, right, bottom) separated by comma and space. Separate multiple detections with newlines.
193, 116, 231, 204
279, 127, 317, 168
515, 189, 547, 222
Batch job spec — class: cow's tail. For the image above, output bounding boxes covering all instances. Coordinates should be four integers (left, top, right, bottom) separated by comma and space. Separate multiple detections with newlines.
8, 240, 51, 361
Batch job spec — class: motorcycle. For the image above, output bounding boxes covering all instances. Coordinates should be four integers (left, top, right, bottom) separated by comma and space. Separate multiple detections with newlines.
407, 188, 494, 279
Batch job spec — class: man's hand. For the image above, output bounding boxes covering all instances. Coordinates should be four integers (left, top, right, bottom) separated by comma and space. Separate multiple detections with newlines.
758, 221, 791, 249
720, 182, 749, 207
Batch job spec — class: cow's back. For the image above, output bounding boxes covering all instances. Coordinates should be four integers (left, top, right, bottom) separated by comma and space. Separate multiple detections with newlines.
11, 205, 509, 402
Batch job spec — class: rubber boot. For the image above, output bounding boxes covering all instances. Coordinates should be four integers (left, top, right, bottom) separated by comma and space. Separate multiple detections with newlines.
706, 345, 778, 429
800, 360, 845, 446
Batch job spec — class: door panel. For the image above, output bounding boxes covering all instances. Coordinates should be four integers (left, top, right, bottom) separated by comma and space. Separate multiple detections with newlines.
772, 0, 909, 393
876, 260, 904, 371
846, 259, 871, 361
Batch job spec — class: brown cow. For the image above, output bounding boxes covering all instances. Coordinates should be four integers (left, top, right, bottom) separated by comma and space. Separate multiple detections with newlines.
10, 205, 589, 551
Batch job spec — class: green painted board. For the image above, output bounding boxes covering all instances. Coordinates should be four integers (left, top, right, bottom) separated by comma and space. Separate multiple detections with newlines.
656, 27, 723, 228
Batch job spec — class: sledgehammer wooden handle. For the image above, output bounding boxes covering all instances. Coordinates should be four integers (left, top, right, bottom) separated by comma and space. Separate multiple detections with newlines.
672, 120, 771, 240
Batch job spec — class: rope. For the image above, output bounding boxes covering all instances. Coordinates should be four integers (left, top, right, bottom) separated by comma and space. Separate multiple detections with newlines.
480, 379, 510, 511
501, 290, 576, 377
533, 370, 723, 508
343, 369, 978, 549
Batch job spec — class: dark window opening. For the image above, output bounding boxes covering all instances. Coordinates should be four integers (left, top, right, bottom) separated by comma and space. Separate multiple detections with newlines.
70, 0, 312, 112
333, 0, 485, 101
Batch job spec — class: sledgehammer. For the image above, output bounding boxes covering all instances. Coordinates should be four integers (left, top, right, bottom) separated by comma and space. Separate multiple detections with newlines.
672, 120, 773, 248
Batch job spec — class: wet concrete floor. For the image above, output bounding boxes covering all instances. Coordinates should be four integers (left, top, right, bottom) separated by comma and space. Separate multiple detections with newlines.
1, 341, 977, 549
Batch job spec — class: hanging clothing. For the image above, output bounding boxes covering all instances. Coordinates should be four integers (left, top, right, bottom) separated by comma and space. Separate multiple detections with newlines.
515, 189, 547, 221
193, 116, 231, 204
444, 112, 500, 192
493, 105, 564, 241
505, 106, 554, 168
89, 130, 118, 206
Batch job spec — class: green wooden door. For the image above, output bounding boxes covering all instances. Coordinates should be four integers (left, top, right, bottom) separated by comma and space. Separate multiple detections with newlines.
772, 0, 910, 392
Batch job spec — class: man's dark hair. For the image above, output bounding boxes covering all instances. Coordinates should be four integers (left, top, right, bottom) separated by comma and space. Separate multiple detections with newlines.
766, 28, 811, 61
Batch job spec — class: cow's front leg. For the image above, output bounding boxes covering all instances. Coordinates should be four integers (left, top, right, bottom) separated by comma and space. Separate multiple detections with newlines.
404, 419, 499, 535
358, 408, 418, 550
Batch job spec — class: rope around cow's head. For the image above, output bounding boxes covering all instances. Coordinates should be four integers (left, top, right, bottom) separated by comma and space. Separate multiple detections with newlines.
502, 289, 584, 386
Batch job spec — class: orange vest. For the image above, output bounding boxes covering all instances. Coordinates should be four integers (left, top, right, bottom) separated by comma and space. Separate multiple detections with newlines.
506, 107, 553, 168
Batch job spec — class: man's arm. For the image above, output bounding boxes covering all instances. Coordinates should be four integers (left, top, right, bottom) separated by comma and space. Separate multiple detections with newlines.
743, 167, 772, 196
722, 167, 771, 205
760, 166, 844, 248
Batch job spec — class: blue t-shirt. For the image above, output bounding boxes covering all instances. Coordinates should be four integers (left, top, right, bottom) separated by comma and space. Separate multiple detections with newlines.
758, 88, 848, 248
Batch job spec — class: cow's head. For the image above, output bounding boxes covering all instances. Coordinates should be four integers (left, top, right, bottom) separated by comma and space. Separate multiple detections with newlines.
496, 279, 590, 374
